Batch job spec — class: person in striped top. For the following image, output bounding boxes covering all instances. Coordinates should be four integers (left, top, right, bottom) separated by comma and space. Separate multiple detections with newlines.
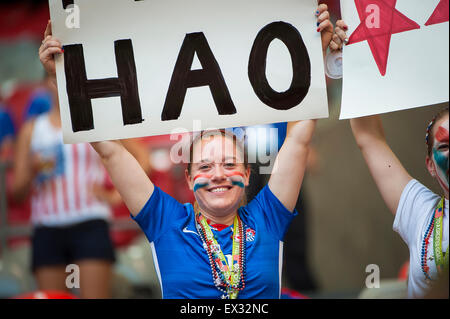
11, 61, 150, 298
10, 71, 118, 298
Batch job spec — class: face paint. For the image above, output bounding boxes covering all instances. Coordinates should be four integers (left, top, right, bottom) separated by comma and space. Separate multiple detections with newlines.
193, 174, 212, 192
192, 171, 245, 192
433, 149, 449, 190
227, 172, 245, 189
432, 121, 449, 193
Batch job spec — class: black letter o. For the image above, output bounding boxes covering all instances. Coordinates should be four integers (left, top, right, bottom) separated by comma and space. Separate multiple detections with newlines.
248, 22, 311, 110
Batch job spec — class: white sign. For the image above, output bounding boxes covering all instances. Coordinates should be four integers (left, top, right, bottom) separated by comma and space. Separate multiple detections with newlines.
49, 0, 329, 143
340, 0, 449, 119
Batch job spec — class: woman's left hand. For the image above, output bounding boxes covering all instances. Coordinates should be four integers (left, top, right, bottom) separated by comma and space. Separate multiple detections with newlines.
330, 20, 349, 52
316, 3, 334, 55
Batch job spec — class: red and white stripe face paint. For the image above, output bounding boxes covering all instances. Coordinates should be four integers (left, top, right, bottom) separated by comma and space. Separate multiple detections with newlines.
432, 118, 449, 195
193, 174, 213, 192
227, 171, 246, 189
193, 172, 246, 193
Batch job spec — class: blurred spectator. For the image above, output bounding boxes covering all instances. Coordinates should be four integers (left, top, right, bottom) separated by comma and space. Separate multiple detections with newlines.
9, 75, 117, 298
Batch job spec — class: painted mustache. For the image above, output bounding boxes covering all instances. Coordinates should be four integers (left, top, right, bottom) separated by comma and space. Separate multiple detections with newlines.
193, 172, 245, 192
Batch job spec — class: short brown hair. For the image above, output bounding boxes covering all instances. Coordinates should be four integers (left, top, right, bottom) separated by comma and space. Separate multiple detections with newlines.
186, 129, 249, 174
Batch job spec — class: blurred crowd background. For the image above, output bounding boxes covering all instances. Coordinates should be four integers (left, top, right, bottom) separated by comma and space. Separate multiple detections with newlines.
0, 0, 446, 299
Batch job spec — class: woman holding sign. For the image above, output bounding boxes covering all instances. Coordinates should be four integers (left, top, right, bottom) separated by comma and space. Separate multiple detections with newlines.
332, 22, 449, 298
40, 4, 334, 299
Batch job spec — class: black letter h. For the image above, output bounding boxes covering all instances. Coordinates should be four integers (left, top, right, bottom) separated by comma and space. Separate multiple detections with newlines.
64, 40, 143, 132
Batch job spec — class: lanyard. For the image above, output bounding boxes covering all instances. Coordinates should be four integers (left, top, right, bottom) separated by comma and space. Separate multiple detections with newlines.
433, 198, 449, 275
196, 213, 243, 299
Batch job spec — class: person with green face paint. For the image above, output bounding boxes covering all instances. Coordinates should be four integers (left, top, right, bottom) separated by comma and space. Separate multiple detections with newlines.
426, 117, 449, 197
332, 20, 449, 298
352, 108, 449, 299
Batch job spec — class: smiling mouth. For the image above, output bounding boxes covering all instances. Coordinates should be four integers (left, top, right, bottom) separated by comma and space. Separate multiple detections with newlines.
208, 186, 233, 193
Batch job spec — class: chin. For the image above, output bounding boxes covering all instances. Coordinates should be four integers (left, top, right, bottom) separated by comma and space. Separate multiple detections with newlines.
204, 200, 239, 216
196, 191, 243, 216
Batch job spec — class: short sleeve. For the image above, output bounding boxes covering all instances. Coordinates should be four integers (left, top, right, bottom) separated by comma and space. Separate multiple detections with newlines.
131, 186, 186, 242
24, 92, 52, 121
393, 179, 440, 246
244, 185, 298, 241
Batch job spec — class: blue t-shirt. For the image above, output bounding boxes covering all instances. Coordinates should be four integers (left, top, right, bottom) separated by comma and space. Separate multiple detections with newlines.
132, 185, 297, 299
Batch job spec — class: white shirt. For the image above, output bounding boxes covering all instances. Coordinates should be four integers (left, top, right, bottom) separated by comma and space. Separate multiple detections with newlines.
393, 179, 449, 298
30, 114, 111, 227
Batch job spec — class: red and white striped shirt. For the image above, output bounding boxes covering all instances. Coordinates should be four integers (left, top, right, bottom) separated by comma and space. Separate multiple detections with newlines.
30, 114, 110, 227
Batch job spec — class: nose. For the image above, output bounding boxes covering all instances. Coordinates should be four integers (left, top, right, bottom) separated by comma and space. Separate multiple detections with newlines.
211, 164, 227, 182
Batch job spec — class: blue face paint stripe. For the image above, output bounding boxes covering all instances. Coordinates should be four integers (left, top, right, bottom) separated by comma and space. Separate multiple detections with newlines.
433, 148, 449, 184
231, 181, 245, 188
194, 183, 209, 192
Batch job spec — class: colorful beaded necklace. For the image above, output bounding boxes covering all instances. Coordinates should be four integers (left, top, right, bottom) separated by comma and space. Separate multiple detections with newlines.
421, 198, 449, 282
195, 212, 246, 299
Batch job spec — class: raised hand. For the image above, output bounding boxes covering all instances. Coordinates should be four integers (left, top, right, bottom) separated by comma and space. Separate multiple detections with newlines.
38, 20, 63, 79
330, 20, 349, 51
316, 4, 334, 55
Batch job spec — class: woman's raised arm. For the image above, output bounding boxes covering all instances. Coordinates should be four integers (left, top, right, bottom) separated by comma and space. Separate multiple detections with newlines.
331, 20, 413, 215
268, 120, 316, 212
267, 4, 335, 211
350, 115, 413, 215
90, 140, 154, 216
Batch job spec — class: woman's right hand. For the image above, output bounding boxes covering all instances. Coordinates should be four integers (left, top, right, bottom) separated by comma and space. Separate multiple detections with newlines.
330, 20, 349, 51
39, 20, 63, 79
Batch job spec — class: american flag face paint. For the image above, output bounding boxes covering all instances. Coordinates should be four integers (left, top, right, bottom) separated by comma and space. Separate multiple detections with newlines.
193, 174, 212, 192
432, 120, 449, 193
227, 172, 245, 189
193, 171, 246, 192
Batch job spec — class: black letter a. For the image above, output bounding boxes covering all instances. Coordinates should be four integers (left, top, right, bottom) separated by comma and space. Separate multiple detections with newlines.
162, 32, 236, 121
64, 40, 143, 132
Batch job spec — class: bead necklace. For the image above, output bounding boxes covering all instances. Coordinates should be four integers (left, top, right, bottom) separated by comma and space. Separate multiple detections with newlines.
196, 212, 246, 299
421, 213, 435, 281
421, 198, 448, 282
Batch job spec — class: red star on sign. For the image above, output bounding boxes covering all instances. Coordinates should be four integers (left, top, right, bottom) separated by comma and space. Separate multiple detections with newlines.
425, 0, 449, 26
347, 0, 420, 76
